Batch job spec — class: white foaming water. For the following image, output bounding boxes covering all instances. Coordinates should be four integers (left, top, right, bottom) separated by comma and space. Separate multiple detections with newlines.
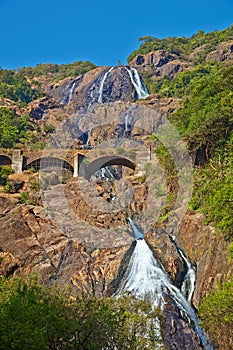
177, 247, 196, 303
93, 166, 118, 181
125, 67, 149, 99
98, 67, 114, 103
117, 234, 212, 350
67, 81, 76, 103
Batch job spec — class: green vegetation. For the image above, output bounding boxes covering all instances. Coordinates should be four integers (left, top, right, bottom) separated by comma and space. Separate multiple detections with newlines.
168, 64, 233, 240
199, 278, 233, 349
0, 107, 42, 148
189, 139, 233, 240
128, 25, 233, 63
18, 60, 96, 83
19, 191, 30, 203
0, 165, 14, 185
2, 181, 15, 193
0, 68, 42, 104
144, 62, 219, 96
172, 64, 233, 154
0, 275, 163, 350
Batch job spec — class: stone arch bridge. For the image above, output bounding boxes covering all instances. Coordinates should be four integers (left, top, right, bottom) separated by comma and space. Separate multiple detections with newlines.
0, 147, 151, 179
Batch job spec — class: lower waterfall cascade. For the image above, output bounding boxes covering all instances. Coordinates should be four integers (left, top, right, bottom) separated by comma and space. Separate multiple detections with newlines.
116, 220, 213, 350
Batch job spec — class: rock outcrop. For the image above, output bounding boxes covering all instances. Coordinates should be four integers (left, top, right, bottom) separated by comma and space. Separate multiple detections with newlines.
206, 40, 233, 62
179, 210, 233, 308
131, 50, 189, 80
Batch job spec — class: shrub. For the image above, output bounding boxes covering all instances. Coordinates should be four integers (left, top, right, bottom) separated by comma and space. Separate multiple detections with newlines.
19, 191, 29, 204
0, 275, 164, 350
0, 165, 14, 185
2, 181, 15, 193
199, 278, 233, 349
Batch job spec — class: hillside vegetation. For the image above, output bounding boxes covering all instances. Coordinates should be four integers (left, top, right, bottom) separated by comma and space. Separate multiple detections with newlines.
128, 25, 233, 63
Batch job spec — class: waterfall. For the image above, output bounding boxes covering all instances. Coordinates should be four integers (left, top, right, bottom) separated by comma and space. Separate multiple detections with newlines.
125, 67, 149, 99
41, 111, 46, 120
93, 166, 119, 181
177, 247, 196, 303
117, 222, 213, 350
60, 80, 76, 105
98, 67, 114, 103
67, 81, 76, 103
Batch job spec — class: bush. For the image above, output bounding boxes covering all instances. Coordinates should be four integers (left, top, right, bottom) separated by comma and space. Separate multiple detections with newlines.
199, 278, 233, 349
2, 181, 15, 193
0, 275, 164, 350
0, 165, 14, 185
19, 191, 29, 204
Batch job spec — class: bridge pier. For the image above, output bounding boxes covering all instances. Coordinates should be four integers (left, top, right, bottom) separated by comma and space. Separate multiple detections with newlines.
73, 153, 85, 177
11, 150, 23, 174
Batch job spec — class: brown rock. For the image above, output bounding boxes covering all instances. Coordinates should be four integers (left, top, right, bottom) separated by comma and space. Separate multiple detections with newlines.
179, 210, 233, 307
206, 40, 233, 62
131, 50, 178, 70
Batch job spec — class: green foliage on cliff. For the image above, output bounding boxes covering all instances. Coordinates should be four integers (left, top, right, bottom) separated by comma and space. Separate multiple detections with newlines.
199, 278, 233, 349
0, 275, 163, 350
0, 165, 14, 185
189, 135, 233, 239
165, 63, 233, 240
145, 62, 219, 97
0, 107, 41, 148
0, 69, 42, 103
19, 60, 96, 82
128, 25, 233, 63
172, 64, 233, 154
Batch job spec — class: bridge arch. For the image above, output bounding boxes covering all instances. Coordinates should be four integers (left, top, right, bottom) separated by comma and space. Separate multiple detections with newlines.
0, 155, 12, 167
80, 155, 135, 180
26, 157, 74, 177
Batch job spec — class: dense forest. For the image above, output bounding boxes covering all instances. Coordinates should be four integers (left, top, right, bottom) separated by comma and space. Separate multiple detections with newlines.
0, 25, 233, 349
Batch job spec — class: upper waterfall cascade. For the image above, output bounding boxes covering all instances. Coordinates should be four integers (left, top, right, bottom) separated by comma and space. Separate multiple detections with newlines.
67, 81, 76, 103
124, 66, 149, 99
97, 66, 149, 104
98, 66, 114, 103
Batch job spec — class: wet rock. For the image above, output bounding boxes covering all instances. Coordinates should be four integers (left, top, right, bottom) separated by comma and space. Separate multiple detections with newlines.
28, 96, 60, 120
163, 298, 204, 350
146, 229, 185, 287
45, 66, 148, 113
45, 76, 84, 106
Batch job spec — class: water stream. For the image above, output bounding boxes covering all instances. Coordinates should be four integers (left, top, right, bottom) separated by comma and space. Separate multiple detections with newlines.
67, 81, 76, 103
116, 220, 212, 349
98, 66, 114, 103
124, 66, 149, 99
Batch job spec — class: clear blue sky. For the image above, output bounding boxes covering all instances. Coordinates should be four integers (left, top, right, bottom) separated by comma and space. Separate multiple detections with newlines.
0, 0, 232, 69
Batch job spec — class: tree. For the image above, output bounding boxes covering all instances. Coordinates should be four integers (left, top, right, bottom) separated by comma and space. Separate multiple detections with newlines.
199, 278, 233, 349
0, 276, 164, 350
